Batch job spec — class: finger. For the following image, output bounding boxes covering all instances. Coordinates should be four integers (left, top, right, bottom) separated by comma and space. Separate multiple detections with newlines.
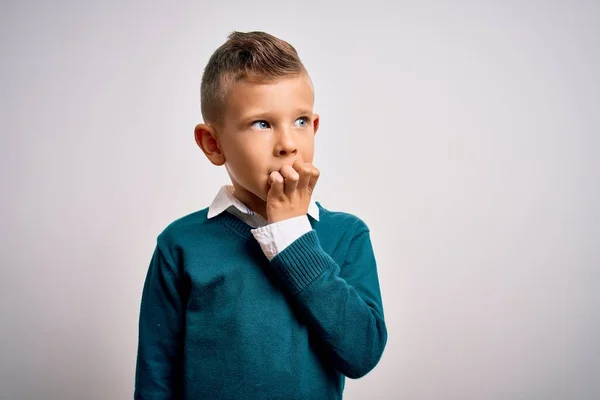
295, 161, 311, 191
307, 166, 320, 194
292, 159, 304, 176
280, 165, 299, 194
269, 171, 284, 198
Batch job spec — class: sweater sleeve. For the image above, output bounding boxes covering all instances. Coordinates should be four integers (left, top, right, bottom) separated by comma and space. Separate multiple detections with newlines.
269, 219, 388, 379
134, 240, 184, 399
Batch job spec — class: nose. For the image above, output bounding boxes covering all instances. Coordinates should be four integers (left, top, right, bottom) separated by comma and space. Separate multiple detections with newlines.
273, 128, 298, 157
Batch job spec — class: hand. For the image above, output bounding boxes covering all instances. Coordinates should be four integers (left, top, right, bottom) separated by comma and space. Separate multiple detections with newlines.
266, 159, 320, 224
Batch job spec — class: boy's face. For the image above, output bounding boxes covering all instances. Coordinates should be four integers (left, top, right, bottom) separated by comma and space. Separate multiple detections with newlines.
203, 73, 319, 214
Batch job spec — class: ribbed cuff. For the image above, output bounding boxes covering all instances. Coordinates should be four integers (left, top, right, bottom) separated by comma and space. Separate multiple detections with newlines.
270, 230, 332, 295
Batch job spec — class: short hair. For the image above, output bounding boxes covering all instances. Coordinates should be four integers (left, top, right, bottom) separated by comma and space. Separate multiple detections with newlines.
200, 31, 307, 125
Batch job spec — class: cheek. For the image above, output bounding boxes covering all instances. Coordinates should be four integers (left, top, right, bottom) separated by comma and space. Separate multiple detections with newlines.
301, 146, 315, 163
223, 137, 271, 180
231, 149, 268, 179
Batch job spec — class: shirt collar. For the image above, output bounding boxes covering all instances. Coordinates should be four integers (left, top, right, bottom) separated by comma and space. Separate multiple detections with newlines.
207, 184, 320, 223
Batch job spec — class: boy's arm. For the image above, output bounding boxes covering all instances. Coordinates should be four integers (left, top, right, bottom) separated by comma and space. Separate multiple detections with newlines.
268, 218, 388, 379
135, 240, 184, 399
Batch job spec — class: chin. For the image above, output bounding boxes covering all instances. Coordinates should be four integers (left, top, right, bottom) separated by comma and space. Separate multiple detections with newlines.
243, 182, 267, 203
256, 186, 268, 202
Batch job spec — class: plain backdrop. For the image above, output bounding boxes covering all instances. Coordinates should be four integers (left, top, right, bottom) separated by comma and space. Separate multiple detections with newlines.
1, 1, 599, 399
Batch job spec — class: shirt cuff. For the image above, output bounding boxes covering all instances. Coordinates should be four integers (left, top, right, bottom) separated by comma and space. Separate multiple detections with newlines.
250, 215, 312, 260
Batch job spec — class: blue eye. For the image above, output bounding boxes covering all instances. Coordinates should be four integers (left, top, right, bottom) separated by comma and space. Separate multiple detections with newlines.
251, 120, 270, 129
294, 117, 309, 128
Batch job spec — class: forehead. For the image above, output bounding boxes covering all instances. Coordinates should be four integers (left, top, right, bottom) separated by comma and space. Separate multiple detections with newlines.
224, 74, 314, 119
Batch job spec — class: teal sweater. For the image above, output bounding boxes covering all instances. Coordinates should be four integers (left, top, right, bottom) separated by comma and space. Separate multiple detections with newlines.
135, 201, 387, 399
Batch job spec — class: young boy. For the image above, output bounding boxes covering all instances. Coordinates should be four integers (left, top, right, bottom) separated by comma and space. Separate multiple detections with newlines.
135, 31, 387, 399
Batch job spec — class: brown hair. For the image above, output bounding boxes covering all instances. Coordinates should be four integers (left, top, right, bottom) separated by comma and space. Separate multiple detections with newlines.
200, 31, 307, 125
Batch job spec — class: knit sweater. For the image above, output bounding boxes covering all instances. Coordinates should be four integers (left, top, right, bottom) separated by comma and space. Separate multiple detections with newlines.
134, 201, 387, 399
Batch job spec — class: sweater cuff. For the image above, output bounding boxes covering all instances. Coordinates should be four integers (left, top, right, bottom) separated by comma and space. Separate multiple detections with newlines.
270, 230, 332, 295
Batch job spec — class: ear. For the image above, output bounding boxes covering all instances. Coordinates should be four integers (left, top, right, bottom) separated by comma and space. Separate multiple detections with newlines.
194, 123, 226, 166
312, 113, 320, 135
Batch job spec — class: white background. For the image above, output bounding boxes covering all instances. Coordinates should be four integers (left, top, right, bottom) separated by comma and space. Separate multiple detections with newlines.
1, 0, 599, 399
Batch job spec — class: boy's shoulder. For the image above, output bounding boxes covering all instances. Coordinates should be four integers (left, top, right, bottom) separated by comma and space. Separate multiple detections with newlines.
315, 201, 371, 234
156, 206, 211, 244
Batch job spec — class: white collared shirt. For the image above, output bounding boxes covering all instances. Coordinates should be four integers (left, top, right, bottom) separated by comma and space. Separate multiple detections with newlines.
207, 185, 320, 260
